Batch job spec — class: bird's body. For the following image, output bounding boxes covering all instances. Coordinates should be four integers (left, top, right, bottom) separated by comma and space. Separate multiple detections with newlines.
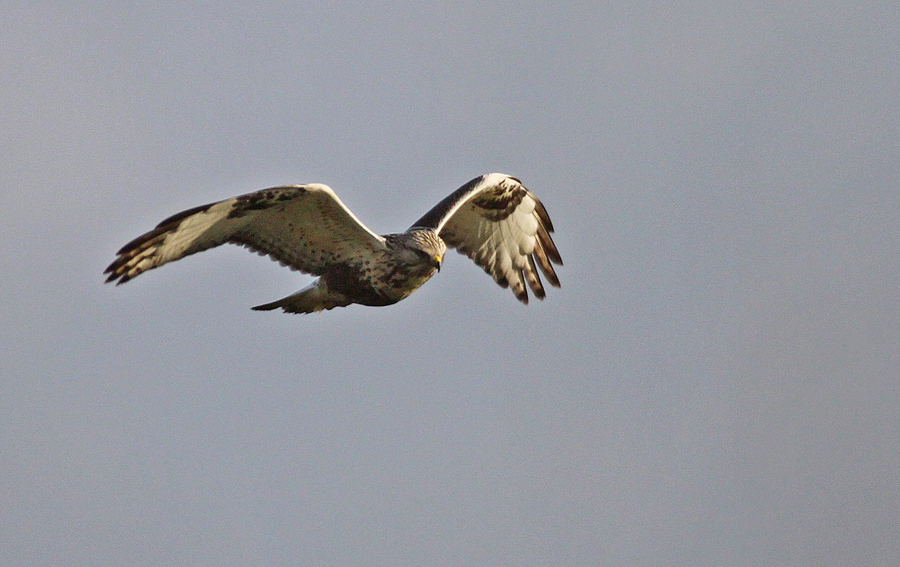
105, 173, 561, 314
252, 229, 445, 312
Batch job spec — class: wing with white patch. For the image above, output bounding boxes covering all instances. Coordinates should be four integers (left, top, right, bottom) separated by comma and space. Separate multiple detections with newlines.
104, 184, 386, 284
412, 173, 562, 303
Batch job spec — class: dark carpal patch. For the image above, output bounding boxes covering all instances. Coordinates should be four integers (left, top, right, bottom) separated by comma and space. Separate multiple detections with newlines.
472, 186, 522, 210
228, 187, 305, 219
472, 186, 524, 222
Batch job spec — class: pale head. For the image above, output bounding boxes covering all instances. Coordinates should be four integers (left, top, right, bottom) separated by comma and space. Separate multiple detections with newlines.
390, 228, 446, 271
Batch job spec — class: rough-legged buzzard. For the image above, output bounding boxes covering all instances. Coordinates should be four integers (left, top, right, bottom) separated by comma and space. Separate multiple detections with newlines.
105, 173, 562, 314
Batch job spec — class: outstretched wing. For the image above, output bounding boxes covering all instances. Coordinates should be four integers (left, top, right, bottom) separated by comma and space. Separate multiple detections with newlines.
105, 184, 386, 284
412, 173, 562, 303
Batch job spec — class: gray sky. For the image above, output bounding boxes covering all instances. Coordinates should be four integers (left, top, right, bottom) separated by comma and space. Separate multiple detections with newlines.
3, 2, 899, 566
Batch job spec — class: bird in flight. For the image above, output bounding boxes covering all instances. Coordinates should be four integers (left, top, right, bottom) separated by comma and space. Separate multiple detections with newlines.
104, 173, 562, 314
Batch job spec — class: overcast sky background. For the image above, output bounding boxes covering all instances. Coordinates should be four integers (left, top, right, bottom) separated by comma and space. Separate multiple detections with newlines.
2, 2, 899, 566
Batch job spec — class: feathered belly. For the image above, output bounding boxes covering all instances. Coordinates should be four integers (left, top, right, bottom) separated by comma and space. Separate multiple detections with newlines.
376, 264, 438, 304
321, 262, 437, 307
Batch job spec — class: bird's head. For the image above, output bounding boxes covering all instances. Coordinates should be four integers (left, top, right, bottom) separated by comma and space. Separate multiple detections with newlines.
401, 228, 446, 272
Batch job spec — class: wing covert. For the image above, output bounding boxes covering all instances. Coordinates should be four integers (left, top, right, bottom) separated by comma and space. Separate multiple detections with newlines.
104, 184, 386, 284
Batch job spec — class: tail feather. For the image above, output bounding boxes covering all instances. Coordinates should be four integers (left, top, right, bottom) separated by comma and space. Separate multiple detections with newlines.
251, 281, 352, 314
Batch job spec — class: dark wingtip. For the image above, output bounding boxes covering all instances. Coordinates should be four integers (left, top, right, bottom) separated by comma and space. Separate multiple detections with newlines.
533, 198, 555, 233
104, 266, 134, 285
104, 270, 121, 285
513, 287, 529, 304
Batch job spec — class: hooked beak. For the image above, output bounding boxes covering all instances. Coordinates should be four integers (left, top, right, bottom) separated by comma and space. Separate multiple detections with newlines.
433, 254, 443, 272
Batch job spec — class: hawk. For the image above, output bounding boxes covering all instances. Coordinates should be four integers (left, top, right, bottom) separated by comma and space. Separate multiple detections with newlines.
104, 173, 562, 314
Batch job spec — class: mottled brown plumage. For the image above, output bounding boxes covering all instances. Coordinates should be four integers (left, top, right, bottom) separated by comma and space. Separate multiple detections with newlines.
105, 173, 562, 313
